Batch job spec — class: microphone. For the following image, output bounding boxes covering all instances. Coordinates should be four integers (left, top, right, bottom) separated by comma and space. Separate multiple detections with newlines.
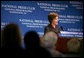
60, 26, 64, 31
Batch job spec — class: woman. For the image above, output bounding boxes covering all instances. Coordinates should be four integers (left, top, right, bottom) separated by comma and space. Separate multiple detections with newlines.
44, 12, 68, 53
44, 12, 60, 37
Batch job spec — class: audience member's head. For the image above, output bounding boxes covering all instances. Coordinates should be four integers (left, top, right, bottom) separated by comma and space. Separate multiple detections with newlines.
1, 23, 22, 48
24, 31, 40, 49
24, 31, 51, 57
42, 31, 66, 57
67, 38, 80, 53
43, 31, 58, 49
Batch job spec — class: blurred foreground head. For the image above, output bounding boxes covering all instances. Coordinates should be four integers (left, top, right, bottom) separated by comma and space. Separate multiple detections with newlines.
24, 31, 40, 49
67, 38, 80, 53
43, 31, 58, 48
1, 23, 22, 48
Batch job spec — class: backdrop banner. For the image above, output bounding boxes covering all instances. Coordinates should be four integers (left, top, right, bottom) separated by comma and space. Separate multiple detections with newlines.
1, 1, 83, 38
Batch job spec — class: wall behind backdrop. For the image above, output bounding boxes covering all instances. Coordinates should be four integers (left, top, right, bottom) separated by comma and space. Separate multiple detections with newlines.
1, 1, 83, 38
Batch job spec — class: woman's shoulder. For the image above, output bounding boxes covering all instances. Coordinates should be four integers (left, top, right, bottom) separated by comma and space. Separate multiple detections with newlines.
45, 24, 52, 29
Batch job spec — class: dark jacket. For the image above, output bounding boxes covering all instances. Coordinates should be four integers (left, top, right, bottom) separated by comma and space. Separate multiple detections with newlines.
44, 24, 60, 36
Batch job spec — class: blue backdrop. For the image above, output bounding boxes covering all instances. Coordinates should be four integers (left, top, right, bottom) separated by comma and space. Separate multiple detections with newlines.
1, 1, 83, 38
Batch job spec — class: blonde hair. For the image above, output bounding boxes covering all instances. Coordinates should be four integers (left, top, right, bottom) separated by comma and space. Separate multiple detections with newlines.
67, 38, 80, 53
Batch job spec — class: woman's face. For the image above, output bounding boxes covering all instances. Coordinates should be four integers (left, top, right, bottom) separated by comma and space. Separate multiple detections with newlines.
51, 17, 58, 26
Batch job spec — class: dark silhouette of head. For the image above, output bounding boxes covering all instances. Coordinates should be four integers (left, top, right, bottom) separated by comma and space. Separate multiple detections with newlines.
24, 31, 51, 57
24, 31, 40, 49
1, 23, 22, 48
